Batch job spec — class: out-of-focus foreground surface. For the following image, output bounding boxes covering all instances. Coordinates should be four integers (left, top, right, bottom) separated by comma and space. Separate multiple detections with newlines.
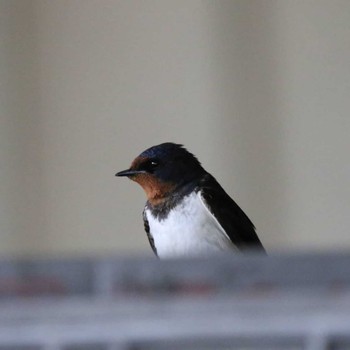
1, 0, 350, 256
0, 253, 350, 349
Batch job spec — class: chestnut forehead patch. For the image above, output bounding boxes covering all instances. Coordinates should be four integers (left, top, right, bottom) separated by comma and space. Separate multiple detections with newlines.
130, 156, 148, 170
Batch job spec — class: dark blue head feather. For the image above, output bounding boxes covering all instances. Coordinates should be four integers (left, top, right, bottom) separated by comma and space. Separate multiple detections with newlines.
140, 143, 199, 163
136, 142, 205, 185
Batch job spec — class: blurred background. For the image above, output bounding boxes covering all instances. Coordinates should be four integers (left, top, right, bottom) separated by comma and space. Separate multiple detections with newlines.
1, 0, 350, 257
1, 1, 350, 349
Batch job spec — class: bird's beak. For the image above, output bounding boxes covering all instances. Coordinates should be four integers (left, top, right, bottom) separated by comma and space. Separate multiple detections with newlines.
115, 169, 145, 177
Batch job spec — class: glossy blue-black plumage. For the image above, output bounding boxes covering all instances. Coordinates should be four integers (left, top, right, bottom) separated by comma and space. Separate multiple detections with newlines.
117, 142, 265, 254
137, 143, 206, 187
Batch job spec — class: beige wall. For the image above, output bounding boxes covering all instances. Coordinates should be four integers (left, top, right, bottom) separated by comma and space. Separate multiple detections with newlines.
1, 0, 349, 256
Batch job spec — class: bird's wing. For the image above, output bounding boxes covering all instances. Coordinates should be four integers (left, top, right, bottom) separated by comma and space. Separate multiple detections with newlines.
143, 208, 158, 256
197, 173, 265, 252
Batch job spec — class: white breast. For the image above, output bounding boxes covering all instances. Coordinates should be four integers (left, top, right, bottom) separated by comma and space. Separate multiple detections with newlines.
145, 191, 236, 258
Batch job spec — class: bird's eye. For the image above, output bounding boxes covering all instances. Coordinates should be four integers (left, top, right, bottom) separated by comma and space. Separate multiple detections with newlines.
143, 159, 160, 172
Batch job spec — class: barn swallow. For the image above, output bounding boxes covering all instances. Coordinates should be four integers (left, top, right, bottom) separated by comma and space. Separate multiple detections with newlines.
116, 143, 265, 258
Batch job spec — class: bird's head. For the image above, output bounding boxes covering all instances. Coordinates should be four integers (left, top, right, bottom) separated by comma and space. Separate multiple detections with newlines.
116, 143, 205, 205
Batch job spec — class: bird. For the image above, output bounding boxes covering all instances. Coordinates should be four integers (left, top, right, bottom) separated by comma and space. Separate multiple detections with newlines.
116, 142, 265, 258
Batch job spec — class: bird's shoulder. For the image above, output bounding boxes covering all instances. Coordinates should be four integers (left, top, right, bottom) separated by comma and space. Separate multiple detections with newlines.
195, 173, 265, 252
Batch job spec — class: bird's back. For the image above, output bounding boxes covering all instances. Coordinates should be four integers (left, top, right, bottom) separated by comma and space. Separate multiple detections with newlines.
197, 173, 265, 252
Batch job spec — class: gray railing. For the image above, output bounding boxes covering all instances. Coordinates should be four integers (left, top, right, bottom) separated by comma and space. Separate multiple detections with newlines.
0, 253, 349, 349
